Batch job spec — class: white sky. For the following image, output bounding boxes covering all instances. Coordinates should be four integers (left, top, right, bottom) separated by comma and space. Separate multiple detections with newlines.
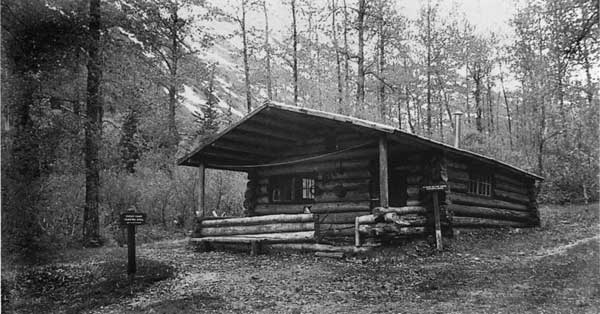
234, 0, 521, 37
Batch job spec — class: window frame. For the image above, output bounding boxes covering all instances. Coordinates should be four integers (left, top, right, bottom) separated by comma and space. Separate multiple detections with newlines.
467, 171, 494, 197
269, 174, 316, 204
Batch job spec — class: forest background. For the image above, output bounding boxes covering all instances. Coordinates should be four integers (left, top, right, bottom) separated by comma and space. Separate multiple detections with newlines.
1, 0, 598, 260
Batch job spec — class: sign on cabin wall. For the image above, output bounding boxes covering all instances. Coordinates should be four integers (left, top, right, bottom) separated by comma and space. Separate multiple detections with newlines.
421, 185, 447, 191
120, 212, 146, 225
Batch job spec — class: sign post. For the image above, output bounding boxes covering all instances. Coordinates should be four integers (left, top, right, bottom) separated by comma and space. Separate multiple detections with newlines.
120, 211, 146, 285
421, 185, 446, 251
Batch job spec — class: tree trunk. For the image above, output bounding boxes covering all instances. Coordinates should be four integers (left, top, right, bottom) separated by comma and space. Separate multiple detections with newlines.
262, 1, 272, 101
291, 0, 299, 106
83, 0, 102, 247
356, 0, 366, 106
331, 0, 343, 110
426, 0, 432, 137
377, 1, 386, 120
241, 0, 251, 112
499, 64, 513, 148
342, 0, 350, 107
168, 4, 180, 147
486, 75, 494, 133
473, 66, 483, 133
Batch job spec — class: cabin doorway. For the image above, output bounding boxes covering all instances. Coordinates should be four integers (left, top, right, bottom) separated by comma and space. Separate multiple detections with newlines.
389, 170, 407, 207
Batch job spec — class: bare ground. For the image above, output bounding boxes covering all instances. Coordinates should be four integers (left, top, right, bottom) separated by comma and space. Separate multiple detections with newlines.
3, 203, 599, 314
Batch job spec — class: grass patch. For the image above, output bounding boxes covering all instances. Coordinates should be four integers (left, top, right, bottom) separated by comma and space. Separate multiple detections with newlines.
4, 257, 175, 314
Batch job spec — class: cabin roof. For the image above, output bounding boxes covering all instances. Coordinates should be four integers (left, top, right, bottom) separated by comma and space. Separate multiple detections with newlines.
178, 102, 543, 180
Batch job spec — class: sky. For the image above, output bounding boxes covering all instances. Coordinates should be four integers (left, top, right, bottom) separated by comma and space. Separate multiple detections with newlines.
401, 0, 520, 34
233, 0, 522, 37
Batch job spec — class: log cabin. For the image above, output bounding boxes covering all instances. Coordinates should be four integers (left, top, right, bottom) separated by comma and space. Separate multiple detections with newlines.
178, 102, 542, 254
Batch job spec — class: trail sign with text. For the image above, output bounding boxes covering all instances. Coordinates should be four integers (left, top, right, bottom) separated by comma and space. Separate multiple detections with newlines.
120, 212, 146, 225
120, 211, 146, 280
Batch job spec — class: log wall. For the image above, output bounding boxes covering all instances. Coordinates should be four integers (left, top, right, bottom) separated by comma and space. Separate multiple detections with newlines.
445, 155, 540, 229
243, 132, 379, 242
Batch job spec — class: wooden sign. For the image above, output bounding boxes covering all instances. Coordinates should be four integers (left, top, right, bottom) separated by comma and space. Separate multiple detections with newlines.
421, 185, 447, 191
420, 185, 445, 251
120, 212, 146, 225
120, 211, 146, 279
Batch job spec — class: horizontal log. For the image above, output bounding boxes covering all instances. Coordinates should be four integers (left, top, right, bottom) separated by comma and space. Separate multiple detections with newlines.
256, 160, 370, 177
255, 195, 272, 204
448, 181, 468, 192
494, 173, 527, 188
406, 187, 420, 197
447, 168, 469, 182
265, 243, 374, 254
452, 217, 534, 228
406, 200, 422, 206
372, 206, 428, 216
359, 224, 427, 235
495, 181, 529, 196
324, 170, 371, 181
318, 223, 355, 237
190, 231, 315, 243
315, 251, 344, 258
316, 211, 371, 224
450, 193, 529, 211
199, 222, 314, 237
316, 181, 370, 193
316, 190, 372, 202
356, 212, 427, 225
200, 214, 314, 228
493, 189, 531, 205
254, 201, 371, 215
448, 204, 533, 223
393, 164, 423, 173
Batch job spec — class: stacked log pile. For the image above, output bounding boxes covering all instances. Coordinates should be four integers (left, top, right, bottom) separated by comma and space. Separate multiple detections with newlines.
193, 214, 316, 243
354, 206, 429, 246
445, 157, 540, 228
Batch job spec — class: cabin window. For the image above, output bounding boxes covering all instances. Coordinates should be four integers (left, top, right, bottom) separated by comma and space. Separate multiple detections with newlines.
468, 173, 492, 197
270, 175, 315, 203
302, 178, 315, 200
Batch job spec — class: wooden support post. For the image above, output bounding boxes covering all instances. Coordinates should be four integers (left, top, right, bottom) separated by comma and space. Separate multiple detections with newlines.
432, 191, 443, 251
354, 217, 361, 247
197, 163, 205, 217
378, 136, 389, 208
250, 240, 262, 256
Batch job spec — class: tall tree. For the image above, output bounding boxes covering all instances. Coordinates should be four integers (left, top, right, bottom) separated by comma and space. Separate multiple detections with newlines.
83, 0, 102, 247
262, 0, 273, 101
239, 0, 252, 112
330, 0, 343, 108
355, 0, 366, 107
291, 0, 299, 106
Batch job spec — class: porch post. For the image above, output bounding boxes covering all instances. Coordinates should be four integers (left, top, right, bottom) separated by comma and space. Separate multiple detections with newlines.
197, 163, 205, 217
378, 135, 389, 208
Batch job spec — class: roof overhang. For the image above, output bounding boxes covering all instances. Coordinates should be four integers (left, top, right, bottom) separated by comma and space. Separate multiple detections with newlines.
178, 102, 543, 181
